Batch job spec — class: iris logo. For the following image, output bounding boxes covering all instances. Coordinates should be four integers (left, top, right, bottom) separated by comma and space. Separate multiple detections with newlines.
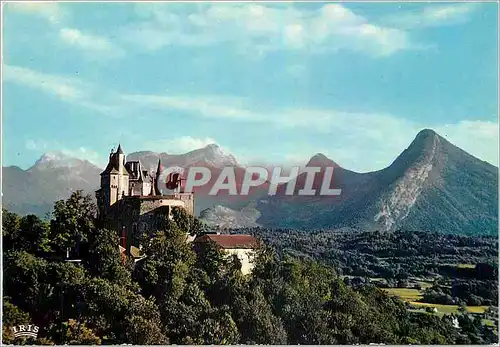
11, 324, 39, 339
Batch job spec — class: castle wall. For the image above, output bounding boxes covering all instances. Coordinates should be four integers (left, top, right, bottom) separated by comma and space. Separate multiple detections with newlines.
175, 193, 194, 215
104, 196, 188, 255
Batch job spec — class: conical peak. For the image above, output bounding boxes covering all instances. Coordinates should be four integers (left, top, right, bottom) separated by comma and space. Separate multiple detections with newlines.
117, 144, 124, 155
416, 128, 438, 140
408, 128, 441, 153
306, 153, 338, 168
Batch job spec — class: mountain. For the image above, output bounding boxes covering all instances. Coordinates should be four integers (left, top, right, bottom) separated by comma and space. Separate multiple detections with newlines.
200, 203, 261, 229
2, 145, 243, 217
202, 129, 498, 235
2, 152, 102, 216
126, 144, 238, 172
127, 144, 245, 214
3, 131, 497, 235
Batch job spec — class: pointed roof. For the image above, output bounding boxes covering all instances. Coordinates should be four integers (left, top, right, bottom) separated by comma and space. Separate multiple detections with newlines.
101, 152, 119, 175
101, 148, 129, 176
154, 159, 162, 195
156, 158, 162, 173
117, 144, 124, 154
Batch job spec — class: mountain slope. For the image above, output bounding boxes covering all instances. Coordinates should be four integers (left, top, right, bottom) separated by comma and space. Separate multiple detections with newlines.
2, 152, 102, 216
3, 130, 497, 235
204, 129, 498, 235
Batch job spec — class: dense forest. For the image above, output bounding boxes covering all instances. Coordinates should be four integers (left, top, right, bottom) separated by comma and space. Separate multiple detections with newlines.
227, 227, 499, 307
2, 191, 498, 345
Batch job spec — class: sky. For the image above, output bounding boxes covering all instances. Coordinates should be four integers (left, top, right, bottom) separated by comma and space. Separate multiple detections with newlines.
2, 1, 498, 172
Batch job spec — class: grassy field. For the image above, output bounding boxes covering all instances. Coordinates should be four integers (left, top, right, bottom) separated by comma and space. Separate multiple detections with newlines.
418, 281, 434, 289
409, 302, 488, 314
482, 319, 496, 327
383, 288, 489, 315
384, 288, 422, 301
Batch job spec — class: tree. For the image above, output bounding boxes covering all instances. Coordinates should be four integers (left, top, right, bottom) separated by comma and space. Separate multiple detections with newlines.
2, 298, 32, 345
3, 251, 48, 320
49, 190, 96, 258
59, 319, 101, 345
2, 210, 51, 255
84, 228, 135, 289
171, 206, 207, 236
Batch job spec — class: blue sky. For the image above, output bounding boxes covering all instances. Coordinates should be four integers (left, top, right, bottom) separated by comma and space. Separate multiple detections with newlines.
2, 2, 498, 172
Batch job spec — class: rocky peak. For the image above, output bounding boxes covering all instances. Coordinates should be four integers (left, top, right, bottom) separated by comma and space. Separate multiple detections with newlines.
306, 153, 338, 168
29, 152, 90, 171
186, 144, 238, 167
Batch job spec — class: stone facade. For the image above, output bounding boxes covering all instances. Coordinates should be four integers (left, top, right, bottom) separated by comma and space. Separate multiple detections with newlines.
96, 145, 195, 255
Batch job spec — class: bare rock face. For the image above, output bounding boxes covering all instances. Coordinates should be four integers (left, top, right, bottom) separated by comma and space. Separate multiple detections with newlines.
374, 131, 440, 230
200, 204, 261, 229
238, 129, 498, 235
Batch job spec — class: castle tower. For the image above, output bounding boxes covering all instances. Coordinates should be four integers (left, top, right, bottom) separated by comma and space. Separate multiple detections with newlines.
96, 145, 129, 218
116, 144, 129, 200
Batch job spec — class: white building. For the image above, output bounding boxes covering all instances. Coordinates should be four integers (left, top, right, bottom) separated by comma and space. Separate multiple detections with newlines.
193, 234, 259, 275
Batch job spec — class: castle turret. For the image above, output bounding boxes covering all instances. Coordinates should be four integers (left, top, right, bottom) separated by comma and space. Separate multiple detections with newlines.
155, 159, 162, 196
116, 144, 129, 200
96, 145, 130, 217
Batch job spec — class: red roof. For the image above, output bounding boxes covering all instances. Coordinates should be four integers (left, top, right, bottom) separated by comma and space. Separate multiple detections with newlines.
193, 234, 258, 249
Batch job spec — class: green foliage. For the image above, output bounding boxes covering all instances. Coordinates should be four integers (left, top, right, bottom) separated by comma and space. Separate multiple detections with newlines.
84, 228, 135, 289
3, 194, 498, 345
2, 299, 32, 344
49, 190, 96, 257
59, 319, 101, 345
2, 209, 52, 254
171, 206, 206, 236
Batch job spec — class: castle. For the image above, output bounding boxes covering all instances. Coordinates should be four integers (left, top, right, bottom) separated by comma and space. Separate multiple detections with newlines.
95, 145, 195, 255
95, 144, 258, 274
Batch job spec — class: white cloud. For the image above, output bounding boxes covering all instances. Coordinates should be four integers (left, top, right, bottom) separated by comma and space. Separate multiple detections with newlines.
383, 3, 480, 29
3, 64, 86, 100
2, 64, 119, 116
123, 3, 413, 57
9, 66, 498, 172
7, 2, 123, 60
25, 139, 50, 151
435, 120, 499, 164
120, 92, 498, 171
60, 147, 103, 166
122, 94, 264, 121
145, 136, 219, 154
59, 28, 124, 59
6, 2, 65, 24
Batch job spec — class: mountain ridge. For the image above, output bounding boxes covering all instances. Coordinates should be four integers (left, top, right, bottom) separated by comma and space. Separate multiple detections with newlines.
2, 129, 498, 235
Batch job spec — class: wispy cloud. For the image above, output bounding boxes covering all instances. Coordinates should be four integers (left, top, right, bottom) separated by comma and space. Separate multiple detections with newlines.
2, 64, 119, 116
118, 92, 499, 170
7, 2, 123, 60
7, 66, 498, 171
122, 3, 413, 57
383, 3, 480, 29
58, 28, 124, 59
6, 2, 65, 24
3, 64, 87, 100
144, 136, 219, 154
